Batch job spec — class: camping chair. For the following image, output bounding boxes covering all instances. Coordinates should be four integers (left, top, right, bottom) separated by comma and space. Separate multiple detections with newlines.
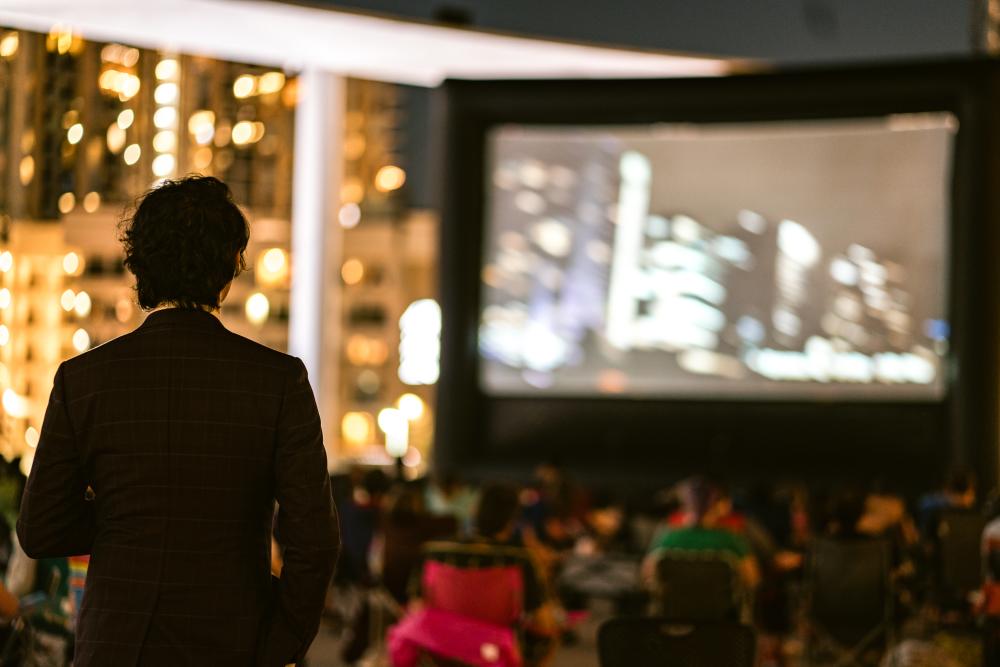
653, 549, 749, 623
388, 560, 527, 667
934, 509, 986, 614
597, 617, 756, 667
805, 537, 893, 667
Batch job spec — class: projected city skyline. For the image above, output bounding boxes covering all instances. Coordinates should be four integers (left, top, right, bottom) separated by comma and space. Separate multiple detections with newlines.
479, 116, 954, 399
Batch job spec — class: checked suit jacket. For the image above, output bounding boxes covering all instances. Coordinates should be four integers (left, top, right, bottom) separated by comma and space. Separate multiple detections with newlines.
17, 307, 340, 666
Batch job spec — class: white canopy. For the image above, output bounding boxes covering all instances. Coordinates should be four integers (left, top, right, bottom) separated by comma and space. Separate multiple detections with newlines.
0, 0, 732, 85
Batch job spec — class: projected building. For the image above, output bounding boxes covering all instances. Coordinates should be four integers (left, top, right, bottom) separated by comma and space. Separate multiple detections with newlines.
480, 132, 619, 385
479, 118, 951, 397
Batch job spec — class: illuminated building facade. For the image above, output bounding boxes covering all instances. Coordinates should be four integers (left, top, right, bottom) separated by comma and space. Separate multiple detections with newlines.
0, 26, 298, 468
0, 26, 443, 470
336, 79, 437, 469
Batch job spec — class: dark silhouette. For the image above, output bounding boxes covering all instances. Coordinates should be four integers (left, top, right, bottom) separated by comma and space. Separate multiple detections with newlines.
17, 176, 340, 666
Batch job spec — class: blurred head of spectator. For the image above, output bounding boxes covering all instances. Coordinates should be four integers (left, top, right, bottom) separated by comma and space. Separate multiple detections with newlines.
826, 489, 867, 538
577, 491, 626, 555
680, 476, 728, 528
944, 470, 977, 509
387, 481, 428, 524
474, 483, 521, 542
355, 467, 392, 507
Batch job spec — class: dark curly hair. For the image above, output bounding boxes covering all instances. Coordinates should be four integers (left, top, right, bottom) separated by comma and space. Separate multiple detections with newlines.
120, 176, 249, 311
474, 482, 521, 538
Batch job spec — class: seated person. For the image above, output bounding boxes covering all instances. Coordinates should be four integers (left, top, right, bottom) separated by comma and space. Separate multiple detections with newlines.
823, 488, 868, 539
672, 484, 802, 572
918, 470, 977, 538
979, 509, 1000, 664
425, 471, 478, 534
643, 477, 759, 590
382, 482, 458, 605
575, 492, 627, 556
341, 482, 457, 664
979, 509, 1000, 610
411, 482, 559, 666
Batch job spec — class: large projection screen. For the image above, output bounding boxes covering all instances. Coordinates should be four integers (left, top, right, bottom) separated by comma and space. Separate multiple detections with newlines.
478, 115, 955, 400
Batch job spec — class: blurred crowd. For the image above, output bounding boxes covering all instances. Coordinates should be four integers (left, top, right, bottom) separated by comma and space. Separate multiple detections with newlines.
0, 458, 995, 665
322, 464, 995, 667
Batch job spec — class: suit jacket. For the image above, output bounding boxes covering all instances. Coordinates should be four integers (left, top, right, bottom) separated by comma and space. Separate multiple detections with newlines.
17, 307, 340, 666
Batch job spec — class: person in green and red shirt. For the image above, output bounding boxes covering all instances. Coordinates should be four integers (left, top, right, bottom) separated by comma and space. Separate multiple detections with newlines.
643, 477, 760, 590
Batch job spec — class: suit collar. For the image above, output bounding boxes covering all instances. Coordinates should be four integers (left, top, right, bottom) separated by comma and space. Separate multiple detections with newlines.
139, 307, 226, 331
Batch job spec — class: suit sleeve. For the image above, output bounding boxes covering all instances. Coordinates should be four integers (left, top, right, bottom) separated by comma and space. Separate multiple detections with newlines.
16, 363, 94, 558
257, 358, 340, 666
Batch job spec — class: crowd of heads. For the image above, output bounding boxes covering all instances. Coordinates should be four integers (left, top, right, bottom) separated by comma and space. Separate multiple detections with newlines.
324, 460, 996, 665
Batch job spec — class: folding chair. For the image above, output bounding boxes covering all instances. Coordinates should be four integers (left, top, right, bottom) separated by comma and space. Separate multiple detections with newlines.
934, 509, 986, 613
653, 549, 749, 623
804, 537, 892, 667
597, 617, 756, 667
388, 559, 527, 667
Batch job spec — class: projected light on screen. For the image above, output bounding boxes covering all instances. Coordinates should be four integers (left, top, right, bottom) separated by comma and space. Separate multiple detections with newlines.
478, 115, 955, 399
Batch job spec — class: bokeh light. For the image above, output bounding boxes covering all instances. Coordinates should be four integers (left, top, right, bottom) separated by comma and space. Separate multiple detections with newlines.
123, 144, 141, 165
341, 411, 374, 445
338, 203, 361, 229
233, 74, 256, 99
374, 165, 406, 192
397, 393, 425, 420
73, 291, 92, 317
117, 109, 134, 129
72, 328, 91, 352
341, 258, 364, 285
62, 252, 82, 275
60, 289, 76, 311
245, 292, 270, 325
256, 248, 289, 286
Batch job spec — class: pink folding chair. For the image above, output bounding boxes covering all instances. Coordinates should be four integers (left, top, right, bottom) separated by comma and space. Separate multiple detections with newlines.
388, 560, 526, 667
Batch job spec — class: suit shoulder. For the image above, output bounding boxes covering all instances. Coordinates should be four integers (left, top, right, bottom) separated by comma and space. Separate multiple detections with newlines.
59, 329, 136, 374
218, 328, 301, 370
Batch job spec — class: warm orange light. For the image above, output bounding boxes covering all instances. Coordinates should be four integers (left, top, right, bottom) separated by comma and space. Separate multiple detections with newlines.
342, 411, 373, 444
255, 248, 289, 287
233, 75, 256, 99
341, 258, 364, 285
374, 165, 406, 193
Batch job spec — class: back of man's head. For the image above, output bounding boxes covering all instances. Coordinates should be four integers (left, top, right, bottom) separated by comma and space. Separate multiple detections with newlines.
120, 175, 249, 311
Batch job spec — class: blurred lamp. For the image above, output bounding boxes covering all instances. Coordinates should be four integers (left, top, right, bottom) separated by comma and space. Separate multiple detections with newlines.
60, 289, 76, 311
378, 408, 408, 457
73, 291, 92, 317
374, 165, 406, 193
397, 393, 425, 421
245, 292, 270, 325
72, 328, 90, 352
342, 411, 373, 445
256, 248, 289, 287
62, 252, 82, 275
2, 389, 27, 418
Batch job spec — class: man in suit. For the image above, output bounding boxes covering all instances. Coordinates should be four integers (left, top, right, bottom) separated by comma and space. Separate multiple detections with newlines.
17, 176, 340, 666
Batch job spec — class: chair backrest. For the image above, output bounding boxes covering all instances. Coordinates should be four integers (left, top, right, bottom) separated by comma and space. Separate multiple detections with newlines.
422, 560, 525, 627
988, 546, 1000, 581
598, 617, 756, 667
807, 537, 890, 635
653, 550, 742, 622
936, 509, 986, 600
